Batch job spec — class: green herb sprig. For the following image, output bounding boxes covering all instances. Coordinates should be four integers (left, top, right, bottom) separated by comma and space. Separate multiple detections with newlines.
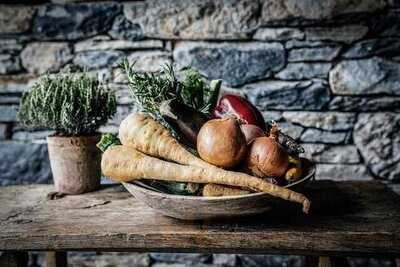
120, 59, 176, 117
120, 58, 220, 117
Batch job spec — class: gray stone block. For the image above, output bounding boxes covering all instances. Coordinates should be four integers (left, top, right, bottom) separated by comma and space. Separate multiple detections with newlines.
108, 15, 144, 41
0, 75, 37, 94
0, 141, 52, 186
300, 128, 350, 144
282, 112, 356, 131
75, 36, 163, 52
275, 63, 332, 80
21, 42, 72, 74
12, 130, 53, 141
329, 57, 400, 95
67, 252, 150, 267
287, 46, 341, 62
279, 122, 304, 140
253, 28, 304, 41
0, 96, 20, 104
0, 39, 24, 55
124, 0, 258, 39
0, 105, 18, 122
33, 3, 120, 40
329, 96, 400, 112
305, 25, 369, 44
127, 51, 172, 73
261, 111, 283, 122
150, 253, 211, 264
108, 84, 132, 105
212, 254, 237, 267
302, 144, 361, 163
0, 5, 35, 34
260, 0, 386, 25
343, 38, 400, 59
0, 54, 22, 74
245, 79, 330, 110
238, 254, 304, 267
354, 113, 400, 181
174, 42, 285, 86
73, 51, 123, 70
285, 40, 338, 49
347, 257, 398, 267
370, 9, 400, 37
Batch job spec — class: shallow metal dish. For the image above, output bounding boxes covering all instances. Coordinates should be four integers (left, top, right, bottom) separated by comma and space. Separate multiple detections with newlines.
123, 158, 315, 220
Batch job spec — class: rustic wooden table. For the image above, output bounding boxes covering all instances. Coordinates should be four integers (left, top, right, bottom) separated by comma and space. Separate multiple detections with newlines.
0, 181, 399, 267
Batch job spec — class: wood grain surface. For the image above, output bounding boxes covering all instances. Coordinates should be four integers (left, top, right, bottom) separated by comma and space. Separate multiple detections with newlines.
0, 181, 399, 257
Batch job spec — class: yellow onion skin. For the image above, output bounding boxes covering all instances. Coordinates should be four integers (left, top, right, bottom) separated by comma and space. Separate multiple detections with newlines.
197, 117, 247, 168
246, 136, 289, 178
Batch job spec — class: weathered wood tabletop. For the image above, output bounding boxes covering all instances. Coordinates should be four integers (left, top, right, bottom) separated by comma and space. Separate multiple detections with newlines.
1, 181, 399, 258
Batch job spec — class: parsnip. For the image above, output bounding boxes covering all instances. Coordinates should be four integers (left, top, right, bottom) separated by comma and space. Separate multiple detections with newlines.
102, 145, 311, 213
203, 184, 251, 197
119, 113, 214, 168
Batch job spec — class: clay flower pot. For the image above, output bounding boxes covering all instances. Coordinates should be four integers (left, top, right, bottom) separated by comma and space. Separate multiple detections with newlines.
47, 135, 101, 194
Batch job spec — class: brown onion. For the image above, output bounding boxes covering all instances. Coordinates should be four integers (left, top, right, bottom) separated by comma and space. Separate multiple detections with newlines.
246, 124, 289, 178
197, 117, 247, 168
240, 124, 265, 144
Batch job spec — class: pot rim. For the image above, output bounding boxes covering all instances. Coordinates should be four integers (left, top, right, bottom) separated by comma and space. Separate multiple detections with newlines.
47, 134, 101, 139
47, 134, 101, 145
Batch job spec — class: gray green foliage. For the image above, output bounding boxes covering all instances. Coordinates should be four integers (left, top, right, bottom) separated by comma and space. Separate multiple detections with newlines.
18, 71, 116, 136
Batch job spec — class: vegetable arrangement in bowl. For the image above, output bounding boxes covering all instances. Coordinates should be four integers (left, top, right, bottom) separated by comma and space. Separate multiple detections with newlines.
98, 59, 313, 214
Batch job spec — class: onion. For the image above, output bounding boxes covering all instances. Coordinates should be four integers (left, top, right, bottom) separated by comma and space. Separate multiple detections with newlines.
240, 124, 265, 144
246, 124, 289, 178
197, 117, 247, 168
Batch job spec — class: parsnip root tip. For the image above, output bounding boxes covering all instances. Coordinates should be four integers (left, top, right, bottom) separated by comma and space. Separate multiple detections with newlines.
303, 199, 311, 214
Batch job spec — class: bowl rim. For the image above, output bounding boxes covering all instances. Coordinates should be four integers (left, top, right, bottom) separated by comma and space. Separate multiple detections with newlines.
123, 159, 316, 201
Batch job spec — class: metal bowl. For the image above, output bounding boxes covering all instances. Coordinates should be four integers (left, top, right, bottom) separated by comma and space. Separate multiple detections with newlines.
123, 158, 315, 220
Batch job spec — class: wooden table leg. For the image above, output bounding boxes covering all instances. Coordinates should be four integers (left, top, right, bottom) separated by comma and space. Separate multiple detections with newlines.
0, 251, 29, 267
45, 251, 67, 267
305, 256, 350, 267
318, 257, 332, 267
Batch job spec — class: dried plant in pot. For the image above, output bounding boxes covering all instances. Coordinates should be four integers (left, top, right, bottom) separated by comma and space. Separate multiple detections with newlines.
18, 71, 116, 194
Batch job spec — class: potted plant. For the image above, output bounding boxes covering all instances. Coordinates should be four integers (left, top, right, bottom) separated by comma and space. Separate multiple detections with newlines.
18, 71, 117, 194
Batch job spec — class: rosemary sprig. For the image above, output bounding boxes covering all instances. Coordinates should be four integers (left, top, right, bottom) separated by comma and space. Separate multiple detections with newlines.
120, 59, 177, 118
120, 58, 220, 117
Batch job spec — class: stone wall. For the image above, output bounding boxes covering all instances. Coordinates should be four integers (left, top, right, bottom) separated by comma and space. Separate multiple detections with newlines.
0, 1, 399, 266
1, 0, 399, 185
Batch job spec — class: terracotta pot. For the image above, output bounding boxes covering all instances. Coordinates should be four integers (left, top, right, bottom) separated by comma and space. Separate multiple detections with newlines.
47, 135, 101, 194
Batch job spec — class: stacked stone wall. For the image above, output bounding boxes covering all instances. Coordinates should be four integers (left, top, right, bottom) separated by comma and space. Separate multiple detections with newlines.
1, 0, 399, 185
